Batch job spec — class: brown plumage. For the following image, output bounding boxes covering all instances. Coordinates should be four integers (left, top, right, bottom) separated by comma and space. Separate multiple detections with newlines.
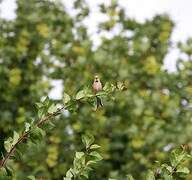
92, 75, 103, 108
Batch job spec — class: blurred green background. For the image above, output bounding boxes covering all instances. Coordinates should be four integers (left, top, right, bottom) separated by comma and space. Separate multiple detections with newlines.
1, 0, 192, 179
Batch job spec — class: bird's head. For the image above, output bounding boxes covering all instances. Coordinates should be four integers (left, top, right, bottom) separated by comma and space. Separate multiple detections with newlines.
94, 75, 100, 82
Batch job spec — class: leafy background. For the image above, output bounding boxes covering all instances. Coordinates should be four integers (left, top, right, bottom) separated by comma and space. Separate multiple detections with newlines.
1, 0, 192, 179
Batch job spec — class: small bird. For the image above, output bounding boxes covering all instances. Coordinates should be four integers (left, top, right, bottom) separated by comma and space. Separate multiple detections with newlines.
92, 75, 103, 108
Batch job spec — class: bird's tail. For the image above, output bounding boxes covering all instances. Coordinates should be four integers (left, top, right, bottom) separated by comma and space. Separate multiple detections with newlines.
96, 96, 103, 109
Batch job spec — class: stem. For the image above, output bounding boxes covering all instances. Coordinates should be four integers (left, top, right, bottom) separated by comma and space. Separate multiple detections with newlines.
0, 132, 28, 168
0, 91, 109, 169
0, 105, 65, 168
37, 106, 65, 127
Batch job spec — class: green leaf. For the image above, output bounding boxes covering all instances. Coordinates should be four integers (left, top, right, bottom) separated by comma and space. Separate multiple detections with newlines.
42, 96, 50, 106
64, 92, 71, 104
90, 144, 101, 149
145, 170, 155, 180
5, 166, 13, 177
63, 178, 72, 180
48, 103, 57, 113
81, 167, 91, 179
162, 173, 173, 180
86, 160, 97, 165
35, 102, 44, 109
13, 149, 23, 161
82, 134, 94, 149
161, 163, 173, 173
37, 108, 46, 119
75, 152, 85, 159
30, 126, 45, 143
86, 93, 94, 98
95, 91, 107, 97
81, 166, 92, 178
170, 148, 186, 167
26, 175, 36, 180
89, 151, 103, 161
17, 142, 28, 154
12, 131, 20, 145
73, 160, 83, 172
43, 121, 55, 131
176, 166, 190, 174
81, 170, 89, 179
126, 174, 135, 180
25, 122, 31, 132
4, 137, 13, 152
66, 168, 74, 178
76, 90, 86, 100
103, 82, 111, 91
37, 97, 54, 116
0, 167, 7, 177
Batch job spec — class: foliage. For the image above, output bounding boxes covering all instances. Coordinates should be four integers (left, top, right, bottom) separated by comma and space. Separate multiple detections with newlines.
0, 94, 191, 180
0, 84, 116, 179
146, 146, 192, 180
1, 0, 192, 179
64, 134, 102, 180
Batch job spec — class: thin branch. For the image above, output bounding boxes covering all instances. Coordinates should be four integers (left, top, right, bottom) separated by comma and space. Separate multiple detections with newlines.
0, 105, 65, 168
0, 90, 112, 168
37, 106, 65, 127
0, 132, 28, 168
